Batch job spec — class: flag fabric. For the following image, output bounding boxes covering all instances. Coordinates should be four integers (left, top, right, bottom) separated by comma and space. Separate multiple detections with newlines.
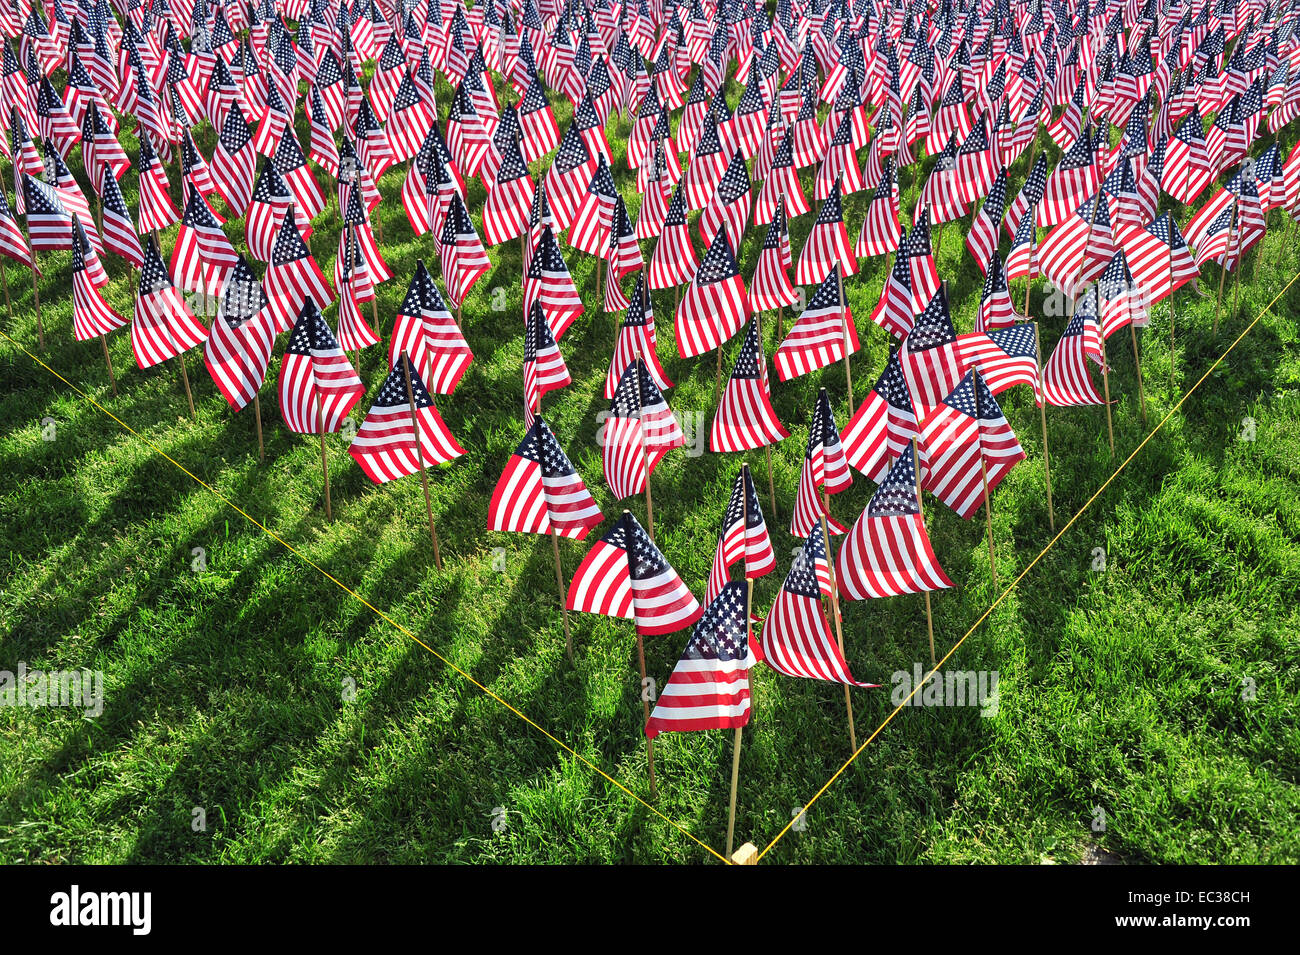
711, 318, 787, 452
795, 186, 857, 286
705, 465, 776, 605
348, 355, 466, 484
1043, 294, 1108, 408
277, 300, 365, 434
901, 285, 968, 417
675, 224, 748, 359
603, 357, 685, 500
264, 210, 335, 332
957, 323, 1042, 402
607, 273, 672, 399
774, 264, 859, 382
749, 203, 798, 312
842, 350, 920, 483
764, 521, 876, 685
568, 510, 702, 638
836, 441, 953, 600
170, 189, 239, 297
523, 301, 571, 426
525, 224, 584, 338
132, 238, 209, 370
204, 255, 276, 411
488, 413, 604, 539
438, 192, 492, 306
919, 370, 1026, 519
644, 579, 751, 739
791, 388, 853, 537
389, 259, 474, 395
70, 216, 127, 343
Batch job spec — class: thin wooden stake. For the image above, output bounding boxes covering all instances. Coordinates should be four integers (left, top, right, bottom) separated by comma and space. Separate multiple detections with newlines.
177, 350, 196, 420
837, 264, 854, 412
820, 507, 857, 753
1033, 323, 1055, 531
317, 395, 333, 521
634, 350, 656, 540
979, 455, 998, 588
910, 441, 937, 665
1130, 321, 1147, 427
253, 391, 265, 462
550, 527, 573, 664
401, 352, 442, 570
99, 334, 117, 396
1098, 286, 1116, 457
725, 578, 755, 857
1168, 242, 1176, 391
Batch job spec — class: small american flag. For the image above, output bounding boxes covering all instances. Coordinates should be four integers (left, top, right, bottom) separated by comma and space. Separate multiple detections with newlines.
132, 237, 209, 370
1043, 295, 1107, 407
842, 350, 920, 483
568, 510, 702, 638
523, 301, 571, 427
263, 208, 334, 333
644, 579, 750, 739
705, 465, 776, 605
775, 264, 858, 382
277, 301, 364, 434
204, 255, 275, 412
389, 260, 474, 396
603, 358, 685, 500
524, 224, 584, 339
488, 417, 603, 540
675, 223, 748, 359
837, 441, 953, 600
791, 388, 853, 537
711, 318, 788, 453
348, 356, 466, 484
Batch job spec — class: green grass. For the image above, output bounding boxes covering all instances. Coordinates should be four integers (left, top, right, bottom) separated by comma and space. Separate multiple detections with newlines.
1, 78, 1298, 864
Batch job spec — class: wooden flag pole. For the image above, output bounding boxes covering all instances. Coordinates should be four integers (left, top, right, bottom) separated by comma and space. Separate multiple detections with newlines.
1023, 202, 1038, 316
316, 394, 333, 521
99, 334, 118, 397
714, 345, 723, 406
1097, 285, 1116, 457
1213, 201, 1238, 336
725, 578, 755, 858
979, 455, 998, 589
837, 264, 854, 413
626, 509, 658, 799
776, 303, 783, 340
253, 391, 265, 462
30, 258, 45, 350
1033, 323, 1055, 531
1231, 204, 1245, 326
550, 527, 574, 664
1129, 320, 1147, 427
177, 350, 197, 420
1168, 241, 1177, 391
401, 351, 443, 570
633, 350, 656, 540
910, 441, 937, 665
0, 258, 10, 324
819, 507, 857, 753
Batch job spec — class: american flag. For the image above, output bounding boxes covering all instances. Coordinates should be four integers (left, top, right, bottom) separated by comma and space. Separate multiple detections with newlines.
957, 322, 1042, 401
132, 237, 209, 370
277, 300, 364, 434
523, 301, 571, 427
966, 166, 1008, 274
749, 203, 798, 312
348, 355, 466, 484
568, 510, 702, 638
1039, 195, 1115, 295
488, 416, 603, 540
1163, 106, 1214, 204
1003, 152, 1048, 238
438, 191, 491, 307
901, 285, 968, 417
705, 464, 776, 605
385, 71, 435, 162
836, 441, 953, 600
246, 160, 308, 263
919, 370, 1027, 519
791, 388, 853, 537
606, 273, 672, 399
70, 217, 127, 343
675, 223, 748, 359
644, 579, 750, 739
1123, 213, 1200, 305
96, 166, 144, 268
389, 260, 474, 396
1096, 249, 1148, 337
211, 101, 256, 215
711, 318, 787, 453
482, 127, 534, 247
544, 121, 596, 230
263, 209, 334, 333
754, 127, 810, 224
204, 255, 275, 412
603, 357, 685, 500
974, 251, 1018, 333
647, 180, 700, 290
524, 224, 584, 339
795, 185, 857, 286
272, 124, 326, 220
1043, 295, 1107, 407
134, 133, 181, 234
764, 521, 875, 685
446, 80, 491, 178
568, 154, 619, 257
307, 86, 341, 178
774, 264, 859, 382
857, 156, 901, 258
518, 75, 560, 161
0, 185, 35, 269
842, 349, 920, 483
1037, 131, 1099, 229
955, 116, 999, 205
171, 189, 238, 298
696, 147, 751, 251
21, 172, 75, 252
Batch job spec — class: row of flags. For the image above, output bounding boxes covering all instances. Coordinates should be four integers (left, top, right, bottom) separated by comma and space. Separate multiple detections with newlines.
9, 0, 1300, 853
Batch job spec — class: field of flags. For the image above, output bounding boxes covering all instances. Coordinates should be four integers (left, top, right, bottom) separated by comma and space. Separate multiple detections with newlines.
4, 0, 1299, 860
